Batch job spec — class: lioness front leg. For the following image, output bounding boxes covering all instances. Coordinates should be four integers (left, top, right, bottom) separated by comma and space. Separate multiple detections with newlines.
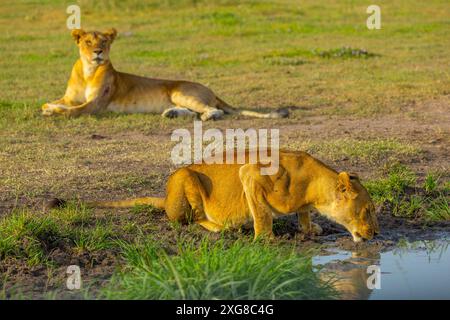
297, 210, 323, 236
42, 100, 99, 117
41, 98, 73, 116
42, 79, 112, 117
239, 165, 275, 239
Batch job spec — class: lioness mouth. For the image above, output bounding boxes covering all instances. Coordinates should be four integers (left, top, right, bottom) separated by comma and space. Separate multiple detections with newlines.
352, 232, 366, 243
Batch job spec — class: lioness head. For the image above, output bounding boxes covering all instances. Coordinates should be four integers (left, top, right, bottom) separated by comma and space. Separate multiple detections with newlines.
320, 172, 380, 242
71, 28, 117, 66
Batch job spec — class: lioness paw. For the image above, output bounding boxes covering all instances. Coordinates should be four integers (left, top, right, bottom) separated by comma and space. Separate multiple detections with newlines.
311, 222, 323, 235
41, 103, 53, 116
254, 231, 275, 242
162, 108, 179, 119
299, 222, 323, 237
200, 109, 224, 121
162, 107, 196, 119
41, 103, 68, 116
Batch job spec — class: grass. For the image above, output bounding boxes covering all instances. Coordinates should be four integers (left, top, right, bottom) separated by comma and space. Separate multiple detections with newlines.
364, 164, 417, 203
0, 0, 449, 111
0, 203, 117, 266
101, 238, 336, 300
365, 165, 449, 221
287, 138, 420, 165
0, 204, 336, 300
0, 211, 61, 266
72, 224, 115, 253
424, 173, 439, 194
129, 204, 160, 215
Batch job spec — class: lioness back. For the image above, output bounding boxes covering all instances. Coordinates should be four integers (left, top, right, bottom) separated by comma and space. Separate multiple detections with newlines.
169, 150, 314, 227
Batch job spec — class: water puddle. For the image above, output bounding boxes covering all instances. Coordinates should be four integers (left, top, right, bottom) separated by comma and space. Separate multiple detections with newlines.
313, 239, 450, 299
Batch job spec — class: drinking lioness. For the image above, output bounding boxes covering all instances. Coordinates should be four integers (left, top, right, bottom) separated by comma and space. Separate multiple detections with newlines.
49, 149, 379, 242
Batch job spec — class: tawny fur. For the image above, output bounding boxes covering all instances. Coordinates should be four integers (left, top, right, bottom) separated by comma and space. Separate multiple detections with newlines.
84, 150, 379, 242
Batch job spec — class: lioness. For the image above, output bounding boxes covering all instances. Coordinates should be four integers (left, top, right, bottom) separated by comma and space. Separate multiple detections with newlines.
41, 28, 288, 120
56, 150, 379, 242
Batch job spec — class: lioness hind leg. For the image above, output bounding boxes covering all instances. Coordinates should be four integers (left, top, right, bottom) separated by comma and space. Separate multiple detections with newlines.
197, 220, 223, 232
170, 92, 224, 121
162, 107, 197, 119
199, 108, 224, 121
165, 168, 208, 224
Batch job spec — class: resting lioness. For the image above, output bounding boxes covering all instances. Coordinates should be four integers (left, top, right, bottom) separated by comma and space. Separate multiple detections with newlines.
59, 150, 379, 242
41, 28, 288, 120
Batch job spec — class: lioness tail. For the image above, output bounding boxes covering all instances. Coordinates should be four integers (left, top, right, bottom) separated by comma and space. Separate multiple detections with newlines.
89, 197, 165, 209
45, 196, 165, 210
215, 96, 289, 119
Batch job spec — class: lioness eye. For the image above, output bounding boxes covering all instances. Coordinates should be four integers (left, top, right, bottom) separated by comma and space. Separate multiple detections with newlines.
85, 40, 92, 46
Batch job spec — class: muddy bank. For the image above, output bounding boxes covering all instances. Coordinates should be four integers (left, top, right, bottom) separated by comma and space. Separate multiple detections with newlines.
2, 204, 449, 299
274, 203, 450, 252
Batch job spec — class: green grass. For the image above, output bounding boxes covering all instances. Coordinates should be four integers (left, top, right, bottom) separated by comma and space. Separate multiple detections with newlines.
365, 164, 417, 203
287, 138, 420, 165
0, 204, 337, 299
0, 211, 61, 266
365, 165, 449, 221
425, 195, 450, 221
0, 196, 338, 299
130, 204, 161, 215
0, 203, 118, 266
72, 224, 115, 253
101, 238, 336, 300
0, 0, 448, 111
424, 173, 439, 194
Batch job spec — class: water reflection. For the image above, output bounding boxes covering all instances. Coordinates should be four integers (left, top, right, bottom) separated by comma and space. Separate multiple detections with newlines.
315, 249, 380, 299
314, 240, 450, 300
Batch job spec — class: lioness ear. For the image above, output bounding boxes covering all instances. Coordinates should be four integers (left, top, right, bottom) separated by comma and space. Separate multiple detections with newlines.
337, 172, 358, 199
104, 28, 117, 43
71, 29, 86, 44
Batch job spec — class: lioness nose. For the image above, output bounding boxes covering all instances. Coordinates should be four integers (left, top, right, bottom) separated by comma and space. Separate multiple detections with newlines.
94, 49, 103, 55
